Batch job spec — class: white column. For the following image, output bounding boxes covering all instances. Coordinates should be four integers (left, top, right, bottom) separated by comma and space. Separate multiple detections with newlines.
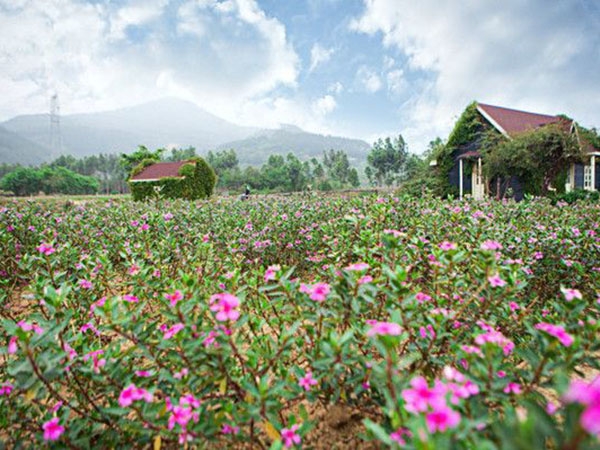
459, 159, 464, 200
592, 155, 596, 192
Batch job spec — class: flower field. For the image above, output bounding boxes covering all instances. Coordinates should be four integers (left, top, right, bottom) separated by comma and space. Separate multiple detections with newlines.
1, 194, 599, 449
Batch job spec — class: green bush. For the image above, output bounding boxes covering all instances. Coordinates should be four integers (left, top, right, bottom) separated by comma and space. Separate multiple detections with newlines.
549, 189, 600, 205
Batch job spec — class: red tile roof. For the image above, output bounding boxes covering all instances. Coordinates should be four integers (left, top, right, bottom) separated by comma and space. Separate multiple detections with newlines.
130, 161, 190, 181
477, 103, 562, 137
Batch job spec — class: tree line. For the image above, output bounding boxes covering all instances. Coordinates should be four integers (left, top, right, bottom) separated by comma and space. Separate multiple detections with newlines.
0, 134, 425, 197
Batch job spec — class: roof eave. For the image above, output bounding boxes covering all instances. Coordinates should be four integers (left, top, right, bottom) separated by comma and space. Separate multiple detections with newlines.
476, 104, 510, 139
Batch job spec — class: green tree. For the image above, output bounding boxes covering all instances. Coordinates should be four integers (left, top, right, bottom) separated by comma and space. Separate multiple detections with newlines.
0, 167, 43, 196
165, 147, 197, 162
365, 135, 408, 186
323, 149, 352, 186
482, 124, 582, 195
120, 146, 164, 177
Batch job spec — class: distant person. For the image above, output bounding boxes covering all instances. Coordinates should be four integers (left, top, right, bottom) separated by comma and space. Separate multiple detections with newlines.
239, 185, 251, 201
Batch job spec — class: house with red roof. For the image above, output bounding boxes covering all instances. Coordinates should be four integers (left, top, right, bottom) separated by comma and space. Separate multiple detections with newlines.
129, 161, 190, 182
443, 102, 599, 200
128, 158, 216, 201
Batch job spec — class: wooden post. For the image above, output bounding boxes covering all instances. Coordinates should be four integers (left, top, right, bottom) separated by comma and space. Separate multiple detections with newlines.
459, 159, 463, 200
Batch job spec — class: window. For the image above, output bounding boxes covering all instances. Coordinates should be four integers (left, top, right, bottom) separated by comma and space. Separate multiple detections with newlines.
584, 164, 592, 190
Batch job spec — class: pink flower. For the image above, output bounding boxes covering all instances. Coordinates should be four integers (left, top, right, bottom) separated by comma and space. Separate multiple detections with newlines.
366, 321, 402, 337
345, 262, 369, 271
561, 287, 582, 302
535, 322, 574, 347
78, 279, 93, 289
425, 405, 461, 433
503, 382, 522, 395
42, 417, 65, 441
300, 282, 331, 302
165, 290, 184, 308
281, 424, 301, 448
118, 384, 153, 407
83, 349, 106, 373
415, 292, 432, 303
488, 274, 506, 287
222, 424, 240, 435
36, 243, 56, 256
509, 302, 520, 312
264, 265, 281, 282
8, 336, 18, 354
439, 241, 457, 251
390, 427, 410, 445
135, 370, 152, 377
402, 377, 447, 413
168, 405, 195, 430
163, 212, 173, 221
564, 377, 600, 437
298, 372, 318, 391
163, 323, 185, 340
474, 329, 514, 355
122, 294, 139, 303
0, 383, 13, 396
480, 240, 502, 251
210, 293, 241, 322
358, 275, 373, 285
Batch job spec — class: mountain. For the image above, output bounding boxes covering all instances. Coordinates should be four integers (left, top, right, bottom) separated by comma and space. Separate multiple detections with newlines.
1, 98, 256, 161
0, 98, 371, 166
0, 126, 52, 165
216, 126, 370, 166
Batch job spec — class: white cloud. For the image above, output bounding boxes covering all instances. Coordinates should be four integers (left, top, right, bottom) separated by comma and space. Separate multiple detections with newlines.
312, 94, 337, 116
327, 81, 344, 94
386, 69, 406, 95
309, 43, 334, 72
356, 66, 382, 93
0, 0, 300, 126
352, 0, 600, 152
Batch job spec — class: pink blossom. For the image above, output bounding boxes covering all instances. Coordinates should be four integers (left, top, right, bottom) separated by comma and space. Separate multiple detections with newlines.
135, 370, 152, 377
503, 382, 522, 395
509, 302, 520, 312
480, 240, 502, 251
165, 290, 184, 307
168, 405, 195, 430
0, 383, 13, 396
345, 262, 369, 271
358, 275, 373, 285
535, 322, 574, 347
366, 321, 402, 337
281, 424, 301, 448
36, 242, 56, 256
222, 424, 240, 435
298, 372, 318, 391
42, 417, 65, 441
210, 293, 241, 322
89, 297, 106, 314
163, 212, 173, 221
425, 405, 461, 433
118, 384, 153, 407
581, 404, 600, 437
122, 294, 139, 303
174, 368, 189, 379
439, 241, 457, 251
78, 279, 93, 289
300, 282, 331, 302
488, 274, 506, 287
163, 323, 185, 340
8, 336, 18, 354
390, 427, 410, 445
474, 330, 514, 355
264, 265, 281, 282
83, 349, 106, 373
402, 377, 447, 413
415, 292, 432, 303
561, 287, 582, 302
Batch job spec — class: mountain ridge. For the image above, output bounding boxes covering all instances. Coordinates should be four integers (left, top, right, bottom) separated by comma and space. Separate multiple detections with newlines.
0, 98, 370, 166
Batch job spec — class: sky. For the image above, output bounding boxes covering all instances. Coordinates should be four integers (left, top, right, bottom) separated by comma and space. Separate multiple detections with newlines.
0, 0, 599, 153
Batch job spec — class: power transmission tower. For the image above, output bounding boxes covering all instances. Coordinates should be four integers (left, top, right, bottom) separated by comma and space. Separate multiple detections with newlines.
50, 93, 62, 154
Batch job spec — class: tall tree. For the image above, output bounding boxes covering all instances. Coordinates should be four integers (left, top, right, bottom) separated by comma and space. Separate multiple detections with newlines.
120, 146, 164, 177
365, 135, 408, 186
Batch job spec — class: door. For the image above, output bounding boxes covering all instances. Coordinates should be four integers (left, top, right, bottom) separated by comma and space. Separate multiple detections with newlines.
471, 158, 485, 199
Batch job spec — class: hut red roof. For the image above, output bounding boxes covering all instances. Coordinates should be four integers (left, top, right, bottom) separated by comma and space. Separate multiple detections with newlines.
477, 103, 563, 137
130, 161, 189, 181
